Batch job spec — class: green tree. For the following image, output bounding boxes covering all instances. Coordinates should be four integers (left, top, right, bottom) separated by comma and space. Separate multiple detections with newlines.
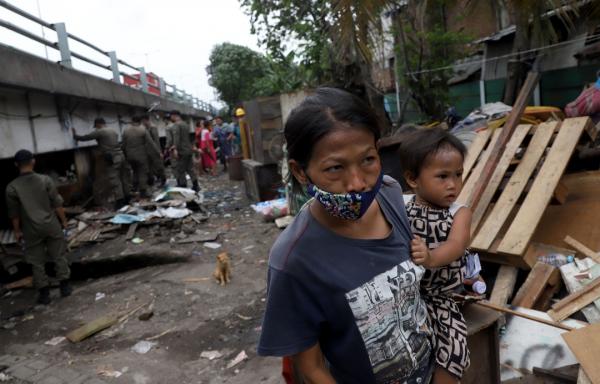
206, 43, 269, 111
393, 0, 472, 121
241, 0, 393, 134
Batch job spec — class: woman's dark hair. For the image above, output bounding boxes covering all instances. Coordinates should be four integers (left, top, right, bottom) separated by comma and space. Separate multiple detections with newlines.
285, 87, 381, 192
202, 119, 211, 128
398, 127, 467, 178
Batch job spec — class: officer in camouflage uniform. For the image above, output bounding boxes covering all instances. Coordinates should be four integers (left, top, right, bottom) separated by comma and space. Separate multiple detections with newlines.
5, 150, 72, 304
168, 111, 199, 191
72, 118, 131, 208
141, 114, 166, 186
122, 116, 161, 198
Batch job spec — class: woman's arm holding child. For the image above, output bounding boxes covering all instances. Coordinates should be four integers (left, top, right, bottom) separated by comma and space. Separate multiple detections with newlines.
411, 206, 472, 268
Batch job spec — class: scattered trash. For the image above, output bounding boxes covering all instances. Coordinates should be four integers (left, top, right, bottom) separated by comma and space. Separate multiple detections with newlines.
131, 237, 144, 244
538, 253, 574, 267
97, 369, 122, 378
226, 350, 248, 369
200, 350, 223, 360
204, 242, 222, 249
21, 314, 34, 322
44, 336, 66, 346
131, 340, 157, 354
95, 292, 106, 301
0, 372, 12, 382
251, 198, 289, 221
110, 214, 144, 225
235, 313, 252, 321
275, 215, 294, 229
157, 207, 192, 219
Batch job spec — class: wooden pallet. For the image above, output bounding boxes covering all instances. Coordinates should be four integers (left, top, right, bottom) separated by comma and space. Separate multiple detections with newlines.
462, 117, 592, 268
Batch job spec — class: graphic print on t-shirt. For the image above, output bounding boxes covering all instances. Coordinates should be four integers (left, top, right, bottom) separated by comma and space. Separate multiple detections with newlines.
345, 260, 431, 384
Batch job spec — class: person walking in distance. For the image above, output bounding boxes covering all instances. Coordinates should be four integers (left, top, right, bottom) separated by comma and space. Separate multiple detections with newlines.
6, 150, 73, 304
72, 117, 131, 208
122, 116, 161, 198
212, 116, 233, 172
168, 111, 199, 191
141, 114, 167, 187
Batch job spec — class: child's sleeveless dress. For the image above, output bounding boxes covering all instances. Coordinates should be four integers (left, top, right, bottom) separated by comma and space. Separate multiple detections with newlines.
403, 194, 470, 379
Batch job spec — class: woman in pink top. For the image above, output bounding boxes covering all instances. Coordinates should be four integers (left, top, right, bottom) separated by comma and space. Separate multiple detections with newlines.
199, 119, 218, 176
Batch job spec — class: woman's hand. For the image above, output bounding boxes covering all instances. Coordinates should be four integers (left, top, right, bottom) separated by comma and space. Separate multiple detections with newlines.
411, 236, 432, 267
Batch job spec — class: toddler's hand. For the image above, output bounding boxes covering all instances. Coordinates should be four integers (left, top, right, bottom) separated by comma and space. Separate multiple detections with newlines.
411, 236, 431, 266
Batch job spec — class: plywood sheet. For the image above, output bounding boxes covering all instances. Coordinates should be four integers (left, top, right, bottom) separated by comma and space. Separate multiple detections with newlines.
562, 323, 600, 384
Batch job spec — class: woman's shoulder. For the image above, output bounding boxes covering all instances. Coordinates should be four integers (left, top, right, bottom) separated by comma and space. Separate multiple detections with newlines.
268, 208, 314, 271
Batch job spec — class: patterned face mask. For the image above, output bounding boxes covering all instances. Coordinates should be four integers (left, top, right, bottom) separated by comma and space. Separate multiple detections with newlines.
307, 173, 384, 220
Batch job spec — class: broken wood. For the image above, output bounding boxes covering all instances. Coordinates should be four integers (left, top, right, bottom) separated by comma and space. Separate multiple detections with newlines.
2, 276, 33, 290
490, 265, 519, 305
498, 117, 591, 257
125, 223, 138, 241
473, 300, 574, 331
532, 366, 578, 383
562, 323, 600, 384
66, 314, 119, 343
548, 276, 600, 322
466, 71, 540, 212
512, 262, 561, 311
564, 235, 600, 264
560, 258, 600, 323
552, 181, 569, 205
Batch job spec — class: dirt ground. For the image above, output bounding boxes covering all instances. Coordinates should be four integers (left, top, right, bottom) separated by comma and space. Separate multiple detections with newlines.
0, 172, 285, 384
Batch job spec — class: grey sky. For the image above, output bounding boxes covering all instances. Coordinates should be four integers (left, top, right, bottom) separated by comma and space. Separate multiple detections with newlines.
0, 0, 263, 107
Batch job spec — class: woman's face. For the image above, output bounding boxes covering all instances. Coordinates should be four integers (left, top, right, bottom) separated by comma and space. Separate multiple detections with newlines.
298, 126, 381, 194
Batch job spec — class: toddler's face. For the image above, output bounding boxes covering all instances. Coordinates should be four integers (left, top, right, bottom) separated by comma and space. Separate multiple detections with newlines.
410, 148, 464, 208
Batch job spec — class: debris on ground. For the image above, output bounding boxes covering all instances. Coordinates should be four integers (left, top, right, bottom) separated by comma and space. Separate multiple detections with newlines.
131, 340, 157, 354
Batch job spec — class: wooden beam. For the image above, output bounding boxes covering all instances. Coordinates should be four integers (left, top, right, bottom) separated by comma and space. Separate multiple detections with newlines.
490, 265, 519, 305
563, 235, 600, 264
498, 117, 591, 257
562, 323, 600, 384
552, 180, 569, 205
470, 122, 556, 251
512, 262, 561, 311
466, 71, 540, 211
474, 301, 574, 331
125, 223, 138, 241
548, 276, 600, 322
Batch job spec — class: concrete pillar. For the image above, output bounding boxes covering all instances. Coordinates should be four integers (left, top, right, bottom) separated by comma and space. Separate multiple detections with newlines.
139, 67, 149, 93
159, 77, 167, 96
54, 22, 72, 68
108, 51, 120, 83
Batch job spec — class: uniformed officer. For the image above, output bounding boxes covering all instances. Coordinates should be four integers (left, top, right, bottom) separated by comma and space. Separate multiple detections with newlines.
141, 114, 166, 186
72, 118, 131, 208
122, 116, 161, 198
169, 111, 199, 191
5, 150, 72, 304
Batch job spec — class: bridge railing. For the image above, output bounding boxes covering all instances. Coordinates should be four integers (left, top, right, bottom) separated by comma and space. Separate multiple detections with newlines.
0, 0, 216, 114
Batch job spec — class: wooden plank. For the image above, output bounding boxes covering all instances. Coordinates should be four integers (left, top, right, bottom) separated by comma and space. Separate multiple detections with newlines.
458, 128, 502, 204
466, 71, 540, 211
512, 262, 561, 310
562, 323, 600, 384
564, 235, 600, 264
470, 121, 556, 251
489, 265, 519, 305
125, 223, 138, 241
548, 276, 600, 321
470, 124, 531, 233
560, 258, 600, 324
498, 117, 591, 257
66, 314, 119, 343
463, 129, 493, 180
578, 368, 592, 384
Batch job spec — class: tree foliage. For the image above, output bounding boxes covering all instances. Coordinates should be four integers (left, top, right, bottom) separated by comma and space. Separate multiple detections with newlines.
207, 43, 269, 111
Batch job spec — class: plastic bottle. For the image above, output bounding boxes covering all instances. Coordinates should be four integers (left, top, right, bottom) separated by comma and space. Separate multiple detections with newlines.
463, 253, 487, 295
538, 253, 574, 268
464, 276, 487, 295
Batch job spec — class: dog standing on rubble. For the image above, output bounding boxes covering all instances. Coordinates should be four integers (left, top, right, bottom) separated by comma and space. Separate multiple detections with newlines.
213, 252, 231, 286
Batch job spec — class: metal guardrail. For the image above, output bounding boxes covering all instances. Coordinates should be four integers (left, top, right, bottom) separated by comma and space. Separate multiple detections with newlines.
0, 0, 216, 114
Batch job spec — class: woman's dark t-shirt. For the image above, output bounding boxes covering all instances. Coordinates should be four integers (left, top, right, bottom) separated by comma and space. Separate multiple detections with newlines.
258, 176, 434, 384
